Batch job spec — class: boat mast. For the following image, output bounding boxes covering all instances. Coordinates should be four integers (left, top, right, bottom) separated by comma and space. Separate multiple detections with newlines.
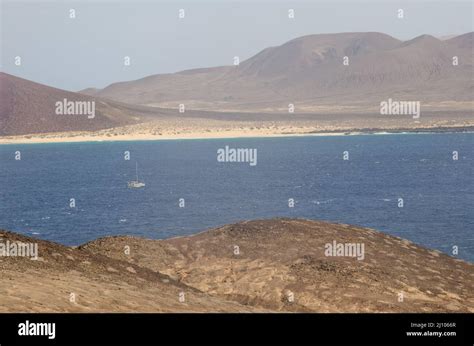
136, 162, 139, 181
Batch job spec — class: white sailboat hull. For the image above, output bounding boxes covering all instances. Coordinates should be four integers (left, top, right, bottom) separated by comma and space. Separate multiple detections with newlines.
128, 181, 145, 188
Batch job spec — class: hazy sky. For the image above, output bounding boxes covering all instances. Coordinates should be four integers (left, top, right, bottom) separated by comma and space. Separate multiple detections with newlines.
1, 0, 472, 91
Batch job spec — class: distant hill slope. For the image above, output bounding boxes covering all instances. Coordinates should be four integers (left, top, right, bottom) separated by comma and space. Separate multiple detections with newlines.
1, 218, 467, 312
0, 73, 162, 136
86, 32, 474, 112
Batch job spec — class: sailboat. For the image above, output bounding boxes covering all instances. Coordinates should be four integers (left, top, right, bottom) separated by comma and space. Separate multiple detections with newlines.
128, 162, 145, 188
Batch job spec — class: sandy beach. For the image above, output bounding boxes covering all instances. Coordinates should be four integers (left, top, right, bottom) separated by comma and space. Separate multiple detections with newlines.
0, 127, 345, 145
1, 117, 472, 145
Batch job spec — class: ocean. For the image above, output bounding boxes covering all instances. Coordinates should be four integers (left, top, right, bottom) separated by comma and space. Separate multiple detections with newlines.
0, 133, 472, 262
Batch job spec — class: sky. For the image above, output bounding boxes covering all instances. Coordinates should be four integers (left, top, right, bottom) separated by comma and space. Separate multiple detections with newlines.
1, 0, 472, 91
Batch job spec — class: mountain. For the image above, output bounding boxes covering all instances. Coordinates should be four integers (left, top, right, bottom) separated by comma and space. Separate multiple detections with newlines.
87, 32, 474, 112
1, 218, 472, 312
0, 72, 163, 136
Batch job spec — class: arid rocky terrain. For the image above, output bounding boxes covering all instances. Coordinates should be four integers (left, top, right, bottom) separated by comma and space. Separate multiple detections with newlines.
1, 219, 472, 312
1, 32, 472, 140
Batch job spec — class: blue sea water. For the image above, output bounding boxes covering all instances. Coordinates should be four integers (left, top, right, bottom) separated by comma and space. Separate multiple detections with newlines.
0, 133, 472, 262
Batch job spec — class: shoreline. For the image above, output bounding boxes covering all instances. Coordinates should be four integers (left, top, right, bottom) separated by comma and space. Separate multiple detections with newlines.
0, 126, 472, 145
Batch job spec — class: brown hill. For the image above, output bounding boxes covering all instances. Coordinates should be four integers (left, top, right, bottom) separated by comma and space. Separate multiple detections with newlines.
1, 219, 472, 312
0, 228, 257, 312
0, 72, 174, 136
88, 32, 474, 112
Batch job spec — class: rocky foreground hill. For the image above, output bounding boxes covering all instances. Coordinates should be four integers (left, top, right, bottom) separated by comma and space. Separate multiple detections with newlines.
0, 219, 472, 312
